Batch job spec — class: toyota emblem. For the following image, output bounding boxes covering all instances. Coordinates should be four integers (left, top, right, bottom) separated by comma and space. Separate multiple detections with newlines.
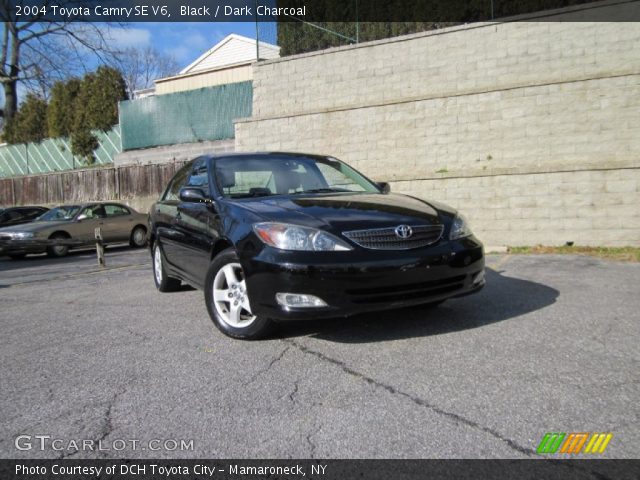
395, 225, 413, 239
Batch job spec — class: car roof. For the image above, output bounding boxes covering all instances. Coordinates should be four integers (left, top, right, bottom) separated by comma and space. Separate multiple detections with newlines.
206, 151, 332, 162
52, 202, 128, 209
5, 205, 48, 210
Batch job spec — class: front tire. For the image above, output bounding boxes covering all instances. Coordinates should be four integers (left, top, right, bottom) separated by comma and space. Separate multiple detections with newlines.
47, 233, 70, 258
130, 226, 147, 248
204, 248, 273, 340
152, 242, 181, 292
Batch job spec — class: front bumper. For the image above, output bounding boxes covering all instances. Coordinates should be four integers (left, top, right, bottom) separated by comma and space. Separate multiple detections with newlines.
0, 238, 84, 255
242, 236, 485, 321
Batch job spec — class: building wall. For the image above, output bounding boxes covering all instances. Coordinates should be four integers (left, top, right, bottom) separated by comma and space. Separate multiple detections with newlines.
155, 65, 253, 95
184, 37, 279, 73
235, 16, 640, 246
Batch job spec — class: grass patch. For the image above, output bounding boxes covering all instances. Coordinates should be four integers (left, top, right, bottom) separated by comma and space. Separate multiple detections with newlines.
507, 245, 640, 262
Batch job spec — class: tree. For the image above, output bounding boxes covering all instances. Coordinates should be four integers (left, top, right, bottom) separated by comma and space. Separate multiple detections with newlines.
276, 0, 595, 56
70, 126, 99, 164
70, 67, 127, 164
85, 66, 128, 130
3, 92, 47, 144
116, 46, 179, 98
0, 2, 120, 122
47, 78, 81, 138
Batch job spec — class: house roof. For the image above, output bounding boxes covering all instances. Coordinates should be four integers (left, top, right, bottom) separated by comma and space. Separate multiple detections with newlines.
180, 34, 280, 75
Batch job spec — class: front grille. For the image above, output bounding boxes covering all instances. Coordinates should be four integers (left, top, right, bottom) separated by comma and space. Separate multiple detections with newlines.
342, 224, 444, 250
346, 275, 466, 304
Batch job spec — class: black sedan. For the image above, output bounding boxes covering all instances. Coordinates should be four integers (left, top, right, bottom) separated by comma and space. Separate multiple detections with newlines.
0, 206, 48, 227
149, 152, 485, 339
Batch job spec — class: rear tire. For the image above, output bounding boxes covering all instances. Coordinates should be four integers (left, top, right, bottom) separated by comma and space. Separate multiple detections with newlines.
204, 248, 273, 340
47, 233, 70, 258
130, 226, 147, 248
152, 242, 181, 292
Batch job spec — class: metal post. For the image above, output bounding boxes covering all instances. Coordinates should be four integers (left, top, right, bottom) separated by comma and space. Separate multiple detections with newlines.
95, 227, 105, 267
491, 0, 494, 20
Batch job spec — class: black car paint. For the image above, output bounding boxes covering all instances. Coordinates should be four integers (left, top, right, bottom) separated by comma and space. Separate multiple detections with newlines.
0, 206, 48, 227
150, 153, 484, 321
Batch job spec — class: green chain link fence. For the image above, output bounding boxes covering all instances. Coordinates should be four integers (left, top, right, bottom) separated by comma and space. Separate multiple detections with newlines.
119, 81, 253, 151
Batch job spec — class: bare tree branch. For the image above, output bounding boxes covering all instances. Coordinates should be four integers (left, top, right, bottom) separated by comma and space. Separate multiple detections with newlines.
0, 1, 125, 120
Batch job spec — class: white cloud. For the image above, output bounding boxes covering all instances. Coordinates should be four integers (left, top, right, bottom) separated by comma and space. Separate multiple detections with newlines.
163, 30, 216, 65
105, 27, 152, 49
183, 32, 208, 51
165, 46, 191, 63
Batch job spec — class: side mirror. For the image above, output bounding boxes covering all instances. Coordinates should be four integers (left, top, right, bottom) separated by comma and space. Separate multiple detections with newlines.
179, 187, 209, 203
378, 182, 391, 194
76, 214, 88, 221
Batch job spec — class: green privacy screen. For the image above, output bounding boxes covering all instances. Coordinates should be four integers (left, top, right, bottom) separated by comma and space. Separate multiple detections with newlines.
119, 81, 253, 151
0, 126, 121, 178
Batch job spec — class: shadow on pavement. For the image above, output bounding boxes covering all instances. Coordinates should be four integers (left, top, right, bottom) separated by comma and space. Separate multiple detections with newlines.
275, 268, 559, 343
0, 245, 142, 273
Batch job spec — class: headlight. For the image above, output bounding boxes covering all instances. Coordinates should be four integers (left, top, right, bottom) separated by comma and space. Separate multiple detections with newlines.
7, 231, 34, 239
253, 222, 352, 251
449, 214, 472, 240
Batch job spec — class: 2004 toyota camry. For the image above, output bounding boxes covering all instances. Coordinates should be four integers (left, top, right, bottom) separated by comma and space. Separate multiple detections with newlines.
149, 152, 485, 339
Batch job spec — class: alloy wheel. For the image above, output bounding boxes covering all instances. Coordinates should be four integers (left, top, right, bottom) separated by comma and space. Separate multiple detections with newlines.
212, 263, 256, 328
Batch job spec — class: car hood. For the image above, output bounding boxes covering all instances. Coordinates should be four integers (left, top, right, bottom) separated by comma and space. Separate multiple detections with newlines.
234, 193, 445, 231
0, 220, 70, 234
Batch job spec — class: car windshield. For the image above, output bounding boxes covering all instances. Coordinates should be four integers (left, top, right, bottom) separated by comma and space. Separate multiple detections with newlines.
37, 205, 82, 221
214, 155, 380, 199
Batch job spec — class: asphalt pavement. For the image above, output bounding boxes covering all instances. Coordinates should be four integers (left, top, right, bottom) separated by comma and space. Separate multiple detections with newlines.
0, 247, 638, 459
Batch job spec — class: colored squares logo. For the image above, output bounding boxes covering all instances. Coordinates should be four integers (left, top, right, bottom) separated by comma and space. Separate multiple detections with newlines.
537, 433, 613, 454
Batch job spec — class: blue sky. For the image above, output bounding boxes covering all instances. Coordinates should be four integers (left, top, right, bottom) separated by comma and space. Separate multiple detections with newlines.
3, 22, 272, 107
110, 22, 269, 68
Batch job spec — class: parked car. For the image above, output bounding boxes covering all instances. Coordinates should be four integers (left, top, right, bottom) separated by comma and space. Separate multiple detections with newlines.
0, 206, 49, 227
0, 202, 148, 259
149, 152, 485, 340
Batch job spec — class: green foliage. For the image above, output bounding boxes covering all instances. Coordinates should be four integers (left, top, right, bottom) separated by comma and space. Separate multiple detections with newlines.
4, 66, 127, 167
3, 93, 48, 144
83, 66, 128, 131
70, 127, 99, 165
276, 0, 598, 56
70, 67, 127, 163
47, 78, 81, 138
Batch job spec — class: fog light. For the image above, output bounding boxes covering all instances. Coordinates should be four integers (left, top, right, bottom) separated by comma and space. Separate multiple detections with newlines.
472, 270, 485, 285
276, 293, 328, 308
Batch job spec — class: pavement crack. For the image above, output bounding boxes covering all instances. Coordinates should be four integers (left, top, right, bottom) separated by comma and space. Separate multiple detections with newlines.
285, 339, 536, 457
58, 387, 126, 459
243, 346, 290, 386
288, 379, 300, 404
305, 423, 321, 459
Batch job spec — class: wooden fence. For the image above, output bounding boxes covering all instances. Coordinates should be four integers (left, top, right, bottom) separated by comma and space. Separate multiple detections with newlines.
0, 161, 188, 207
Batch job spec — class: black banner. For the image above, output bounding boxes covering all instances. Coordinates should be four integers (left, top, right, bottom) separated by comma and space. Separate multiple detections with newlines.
1, 459, 640, 480
0, 0, 638, 22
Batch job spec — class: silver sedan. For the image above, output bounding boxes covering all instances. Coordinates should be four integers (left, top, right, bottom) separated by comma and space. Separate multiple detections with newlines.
0, 202, 148, 259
